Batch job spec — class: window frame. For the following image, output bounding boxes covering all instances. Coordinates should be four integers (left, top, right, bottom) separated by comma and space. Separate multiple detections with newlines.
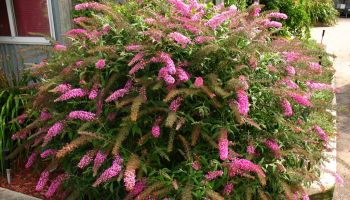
0, 0, 55, 45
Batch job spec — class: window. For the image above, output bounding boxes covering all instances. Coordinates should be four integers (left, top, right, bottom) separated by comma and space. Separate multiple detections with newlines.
0, 0, 55, 44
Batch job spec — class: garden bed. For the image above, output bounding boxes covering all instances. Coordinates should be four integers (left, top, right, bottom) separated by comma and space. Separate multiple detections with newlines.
0, 168, 43, 199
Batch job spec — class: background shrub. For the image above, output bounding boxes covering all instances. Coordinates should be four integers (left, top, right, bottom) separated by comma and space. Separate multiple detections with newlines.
14, 1, 336, 199
306, 0, 338, 26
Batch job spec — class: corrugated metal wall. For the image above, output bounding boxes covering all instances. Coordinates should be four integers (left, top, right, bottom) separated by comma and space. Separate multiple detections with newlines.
0, 0, 69, 85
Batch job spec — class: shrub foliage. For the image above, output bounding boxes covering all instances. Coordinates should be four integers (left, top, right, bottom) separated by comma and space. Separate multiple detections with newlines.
15, 0, 336, 199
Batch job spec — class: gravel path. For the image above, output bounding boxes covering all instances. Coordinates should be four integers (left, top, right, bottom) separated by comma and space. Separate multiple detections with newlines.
311, 18, 350, 200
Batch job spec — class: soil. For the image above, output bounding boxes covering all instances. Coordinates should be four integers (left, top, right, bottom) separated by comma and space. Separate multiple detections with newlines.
0, 167, 44, 199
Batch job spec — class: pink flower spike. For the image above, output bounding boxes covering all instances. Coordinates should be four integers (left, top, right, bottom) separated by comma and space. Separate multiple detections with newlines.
44, 173, 69, 198
78, 152, 94, 169
36, 171, 49, 191
95, 59, 106, 69
54, 88, 86, 102
228, 158, 265, 177
247, 145, 256, 155
169, 96, 184, 112
43, 121, 64, 146
306, 81, 332, 91
68, 111, 96, 121
52, 83, 72, 94
40, 110, 52, 121
265, 139, 282, 158
283, 52, 301, 63
194, 36, 215, 44
124, 170, 136, 191
168, 32, 192, 48
192, 161, 201, 170
25, 152, 38, 169
289, 92, 313, 107
218, 129, 229, 160
54, 44, 67, 51
40, 149, 57, 158
267, 12, 288, 20
151, 116, 162, 138
93, 151, 107, 176
125, 45, 143, 52
105, 88, 128, 102
281, 99, 293, 117
223, 183, 233, 195
313, 125, 329, 142
236, 90, 249, 116
167, 0, 191, 17
205, 7, 237, 29
194, 77, 204, 87
93, 156, 123, 187
309, 62, 322, 73
205, 170, 224, 181
74, 2, 105, 11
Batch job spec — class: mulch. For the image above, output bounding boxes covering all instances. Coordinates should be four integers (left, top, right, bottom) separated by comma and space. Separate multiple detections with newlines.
0, 168, 45, 199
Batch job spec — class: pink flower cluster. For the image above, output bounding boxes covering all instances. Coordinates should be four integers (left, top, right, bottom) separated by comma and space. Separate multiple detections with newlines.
281, 99, 293, 117
236, 89, 249, 116
223, 183, 233, 195
192, 161, 201, 170
169, 96, 184, 112
218, 129, 229, 160
247, 145, 256, 155
205, 6, 237, 29
54, 88, 86, 102
228, 158, 265, 178
43, 121, 64, 146
89, 84, 100, 100
93, 156, 123, 187
93, 151, 107, 175
40, 110, 52, 121
78, 152, 94, 169
176, 67, 190, 82
126, 180, 147, 200
124, 170, 136, 191
65, 28, 88, 36
283, 52, 301, 63
73, 17, 88, 23
289, 92, 313, 107
68, 111, 96, 121
17, 113, 27, 124
309, 62, 322, 73
267, 12, 288, 19
194, 36, 215, 44
25, 152, 38, 169
281, 78, 299, 89
105, 80, 133, 102
167, 0, 191, 17
125, 45, 143, 52
285, 65, 296, 76
194, 77, 204, 87
40, 149, 57, 158
54, 44, 67, 51
75, 2, 105, 11
52, 83, 72, 94
95, 59, 106, 69
306, 81, 332, 91
313, 125, 329, 142
168, 32, 192, 48
151, 117, 162, 138
262, 20, 283, 28
45, 173, 70, 198
265, 139, 282, 158
36, 171, 49, 191
205, 170, 224, 181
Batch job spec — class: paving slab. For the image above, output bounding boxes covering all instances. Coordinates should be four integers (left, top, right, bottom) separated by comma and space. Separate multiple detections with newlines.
0, 188, 40, 200
311, 18, 350, 200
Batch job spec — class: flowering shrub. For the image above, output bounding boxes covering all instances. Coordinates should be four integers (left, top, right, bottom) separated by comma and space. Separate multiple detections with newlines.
15, 0, 337, 199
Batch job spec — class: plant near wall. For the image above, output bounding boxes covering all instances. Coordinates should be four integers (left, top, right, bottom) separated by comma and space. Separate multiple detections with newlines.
0, 70, 34, 173
14, 0, 338, 199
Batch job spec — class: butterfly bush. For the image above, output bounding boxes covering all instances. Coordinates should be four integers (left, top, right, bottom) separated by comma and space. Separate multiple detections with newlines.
16, 0, 336, 199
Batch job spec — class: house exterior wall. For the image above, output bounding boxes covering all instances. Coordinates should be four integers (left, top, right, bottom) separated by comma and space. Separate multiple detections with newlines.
0, 0, 72, 84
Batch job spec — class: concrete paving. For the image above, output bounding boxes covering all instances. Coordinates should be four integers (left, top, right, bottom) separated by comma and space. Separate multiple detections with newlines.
0, 188, 40, 200
311, 18, 350, 200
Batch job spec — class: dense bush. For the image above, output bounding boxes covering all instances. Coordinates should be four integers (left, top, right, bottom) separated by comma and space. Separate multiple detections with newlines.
306, 0, 338, 26
14, 1, 337, 199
